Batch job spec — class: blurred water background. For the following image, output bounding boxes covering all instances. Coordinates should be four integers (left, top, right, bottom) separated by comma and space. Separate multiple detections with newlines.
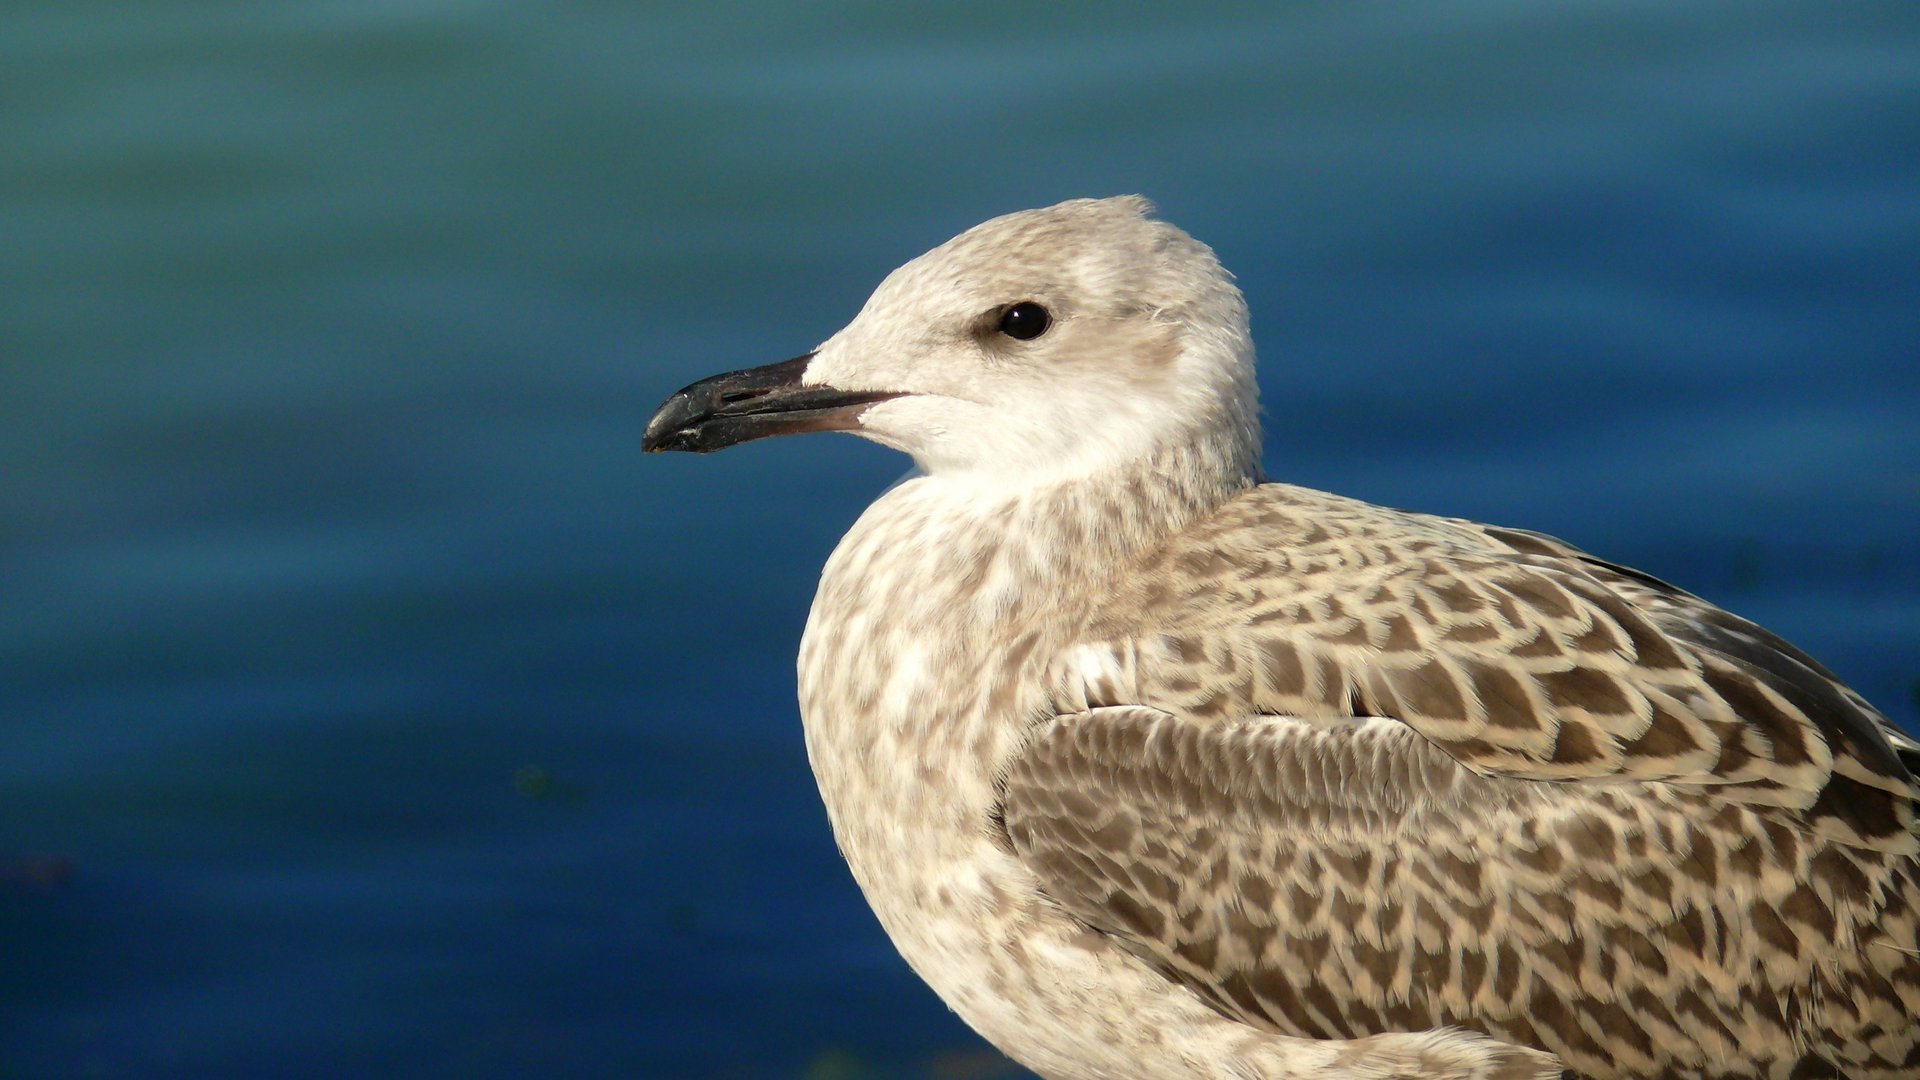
3, 2, 1917, 1077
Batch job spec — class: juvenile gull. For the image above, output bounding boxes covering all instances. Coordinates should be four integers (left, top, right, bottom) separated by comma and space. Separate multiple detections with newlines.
643, 197, 1920, 1079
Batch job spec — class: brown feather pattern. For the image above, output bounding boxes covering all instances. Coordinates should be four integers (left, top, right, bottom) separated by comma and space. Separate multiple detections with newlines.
1005, 483, 1920, 1078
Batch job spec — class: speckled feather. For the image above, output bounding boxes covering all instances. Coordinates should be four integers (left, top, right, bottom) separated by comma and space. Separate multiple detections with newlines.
1057, 485, 1918, 849
1005, 484, 1920, 1078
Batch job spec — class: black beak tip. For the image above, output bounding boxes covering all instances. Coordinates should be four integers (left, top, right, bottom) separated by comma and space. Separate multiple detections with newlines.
642, 390, 703, 454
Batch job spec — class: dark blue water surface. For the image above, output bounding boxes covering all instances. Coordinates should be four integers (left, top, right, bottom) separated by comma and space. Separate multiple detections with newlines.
4, 3, 1918, 1077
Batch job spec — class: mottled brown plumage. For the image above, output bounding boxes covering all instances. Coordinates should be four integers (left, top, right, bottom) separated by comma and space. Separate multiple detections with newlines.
647, 197, 1920, 1079
1006, 484, 1920, 1079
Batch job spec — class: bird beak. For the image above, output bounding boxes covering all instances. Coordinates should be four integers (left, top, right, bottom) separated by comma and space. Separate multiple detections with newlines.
642, 352, 901, 454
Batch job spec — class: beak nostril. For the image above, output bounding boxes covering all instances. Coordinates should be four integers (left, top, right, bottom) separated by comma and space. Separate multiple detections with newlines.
719, 389, 765, 404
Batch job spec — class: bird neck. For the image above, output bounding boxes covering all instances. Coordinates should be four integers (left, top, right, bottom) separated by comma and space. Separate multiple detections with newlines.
832, 430, 1259, 626
1027, 432, 1260, 573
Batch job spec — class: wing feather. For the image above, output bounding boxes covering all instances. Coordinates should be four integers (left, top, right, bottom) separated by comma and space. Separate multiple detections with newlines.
1066, 485, 1918, 853
999, 706, 1920, 1077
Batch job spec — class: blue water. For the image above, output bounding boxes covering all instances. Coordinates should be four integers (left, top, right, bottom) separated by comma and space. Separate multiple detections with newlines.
3, 3, 1917, 1077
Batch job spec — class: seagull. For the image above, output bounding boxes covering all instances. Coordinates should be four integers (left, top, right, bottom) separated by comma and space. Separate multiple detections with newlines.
643, 197, 1920, 1079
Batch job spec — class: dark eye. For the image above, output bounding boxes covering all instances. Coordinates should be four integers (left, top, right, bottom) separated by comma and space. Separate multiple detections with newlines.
997, 301, 1051, 341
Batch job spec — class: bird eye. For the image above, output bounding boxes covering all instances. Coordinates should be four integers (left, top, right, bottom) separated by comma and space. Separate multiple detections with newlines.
996, 302, 1051, 341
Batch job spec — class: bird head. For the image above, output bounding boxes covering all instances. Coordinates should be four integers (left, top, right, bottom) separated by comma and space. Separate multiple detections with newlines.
644, 196, 1261, 487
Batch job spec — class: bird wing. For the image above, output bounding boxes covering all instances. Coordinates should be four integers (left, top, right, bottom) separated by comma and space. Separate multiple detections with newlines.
1480, 524, 1920, 786
1039, 485, 1917, 853
995, 704, 1920, 1076
996, 486, 1920, 1071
